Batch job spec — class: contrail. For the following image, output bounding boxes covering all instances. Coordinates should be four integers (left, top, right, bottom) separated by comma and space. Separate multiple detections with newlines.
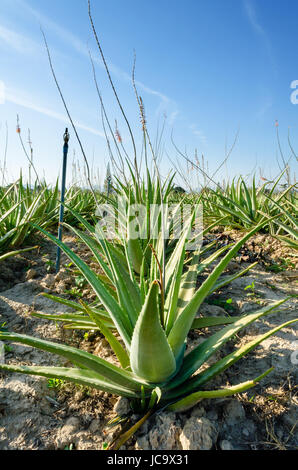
6, 89, 105, 137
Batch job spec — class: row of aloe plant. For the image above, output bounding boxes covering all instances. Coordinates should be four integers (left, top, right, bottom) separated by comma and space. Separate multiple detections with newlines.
201, 171, 297, 249
1, 0, 296, 449
0, 175, 100, 254
0, 171, 296, 448
0, 176, 58, 252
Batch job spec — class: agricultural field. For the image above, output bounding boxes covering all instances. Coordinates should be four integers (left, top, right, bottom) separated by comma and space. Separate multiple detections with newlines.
0, 168, 297, 451
0, 0, 297, 455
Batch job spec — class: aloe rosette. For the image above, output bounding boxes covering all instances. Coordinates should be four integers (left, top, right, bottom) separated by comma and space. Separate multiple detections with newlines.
1, 205, 296, 434
203, 170, 297, 238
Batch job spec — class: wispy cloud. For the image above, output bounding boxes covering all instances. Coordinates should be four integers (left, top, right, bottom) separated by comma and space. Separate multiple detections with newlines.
243, 0, 266, 36
243, 0, 276, 70
0, 24, 38, 54
6, 88, 105, 137
15, 0, 174, 107
168, 111, 179, 127
256, 97, 273, 120
189, 124, 207, 146
3, 1, 181, 139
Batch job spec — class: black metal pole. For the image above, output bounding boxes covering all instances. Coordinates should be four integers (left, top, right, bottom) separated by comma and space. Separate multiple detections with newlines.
56, 128, 70, 273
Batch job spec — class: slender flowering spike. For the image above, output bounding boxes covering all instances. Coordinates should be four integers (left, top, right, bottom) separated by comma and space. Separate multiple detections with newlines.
139, 96, 146, 131
115, 120, 122, 143
16, 114, 21, 134
115, 129, 122, 143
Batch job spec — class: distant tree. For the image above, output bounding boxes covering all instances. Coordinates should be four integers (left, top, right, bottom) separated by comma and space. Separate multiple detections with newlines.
104, 163, 113, 195
173, 186, 186, 194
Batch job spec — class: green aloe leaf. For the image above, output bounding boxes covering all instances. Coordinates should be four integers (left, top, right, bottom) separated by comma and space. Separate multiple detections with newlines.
0, 365, 138, 398
81, 301, 130, 369
191, 316, 242, 329
130, 282, 176, 383
99, 238, 142, 327
0, 246, 38, 262
212, 262, 258, 292
0, 331, 151, 391
31, 312, 93, 324
168, 219, 272, 358
41, 293, 109, 316
175, 250, 201, 321
33, 225, 132, 348
275, 235, 298, 250
65, 224, 114, 282
173, 318, 298, 399
62, 203, 96, 234
167, 297, 289, 391
127, 238, 144, 274
167, 368, 273, 412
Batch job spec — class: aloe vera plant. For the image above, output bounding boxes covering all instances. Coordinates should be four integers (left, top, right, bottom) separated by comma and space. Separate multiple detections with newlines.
0, 200, 296, 449
0, 176, 60, 251
0, 176, 100, 254
260, 190, 298, 250
31, 181, 247, 331
203, 171, 297, 233
1, 0, 296, 447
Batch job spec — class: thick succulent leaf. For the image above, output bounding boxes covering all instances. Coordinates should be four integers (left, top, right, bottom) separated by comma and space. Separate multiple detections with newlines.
0, 331, 152, 391
148, 387, 163, 409
211, 199, 254, 225
191, 316, 242, 329
0, 364, 138, 398
164, 247, 186, 333
212, 262, 258, 292
63, 324, 100, 330
81, 302, 130, 369
164, 211, 218, 331
175, 245, 234, 322
251, 176, 258, 215
241, 179, 254, 220
101, 242, 142, 326
62, 202, 96, 234
130, 282, 176, 383
195, 244, 234, 276
167, 368, 273, 412
168, 219, 270, 358
263, 193, 297, 228
0, 200, 24, 225
33, 225, 132, 348
165, 211, 193, 292
41, 293, 112, 319
275, 235, 298, 250
170, 318, 298, 399
187, 217, 228, 250
272, 219, 298, 240
64, 224, 114, 283
127, 238, 144, 274
41, 293, 86, 312
0, 246, 38, 262
31, 312, 94, 325
122, 237, 141, 291
175, 251, 200, 319
167, 297, 289, 390
125, 192, 146, 274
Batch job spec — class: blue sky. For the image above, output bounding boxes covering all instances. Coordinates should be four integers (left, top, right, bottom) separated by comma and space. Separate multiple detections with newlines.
0, 0, 297, 188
